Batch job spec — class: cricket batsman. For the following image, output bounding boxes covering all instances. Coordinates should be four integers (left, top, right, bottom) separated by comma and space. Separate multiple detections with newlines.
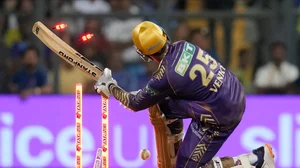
94, 21, 275, 168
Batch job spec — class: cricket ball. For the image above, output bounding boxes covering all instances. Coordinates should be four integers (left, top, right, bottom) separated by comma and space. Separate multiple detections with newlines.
140, 149, 150, 160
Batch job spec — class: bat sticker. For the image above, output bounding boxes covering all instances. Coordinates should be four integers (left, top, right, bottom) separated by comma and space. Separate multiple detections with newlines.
35, 26, 40, 34
75, 53, 103, 72
59, 51, 98, 77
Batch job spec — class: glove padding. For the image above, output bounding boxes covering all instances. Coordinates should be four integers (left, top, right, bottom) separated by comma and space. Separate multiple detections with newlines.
94, 68, 118, 98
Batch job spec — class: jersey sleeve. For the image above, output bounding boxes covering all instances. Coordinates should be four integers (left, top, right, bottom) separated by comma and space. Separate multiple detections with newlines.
109, 64, 175, 112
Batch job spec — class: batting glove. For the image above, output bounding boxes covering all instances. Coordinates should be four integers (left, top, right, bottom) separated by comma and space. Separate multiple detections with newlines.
94, 68, 118, 98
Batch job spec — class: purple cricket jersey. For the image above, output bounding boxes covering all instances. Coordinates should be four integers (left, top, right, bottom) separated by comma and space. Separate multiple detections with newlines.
109, 40, 247, 167
110, 40, 246, 127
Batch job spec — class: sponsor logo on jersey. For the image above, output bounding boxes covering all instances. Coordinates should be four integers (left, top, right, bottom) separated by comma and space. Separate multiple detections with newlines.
145, 85, 159, 95
175, 42, 195, 76
153, 65, 165, 81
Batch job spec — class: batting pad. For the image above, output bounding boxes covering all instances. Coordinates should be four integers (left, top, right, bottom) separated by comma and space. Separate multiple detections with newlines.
149, 105, 183, 168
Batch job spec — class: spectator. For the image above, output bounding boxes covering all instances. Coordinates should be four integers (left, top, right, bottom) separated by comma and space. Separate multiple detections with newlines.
2, 0, 18, 12
135, 0, 158, 13
79, 43, 107, 94
41, 11, 57, 70
137, 61, 158, 88
173, 20, 190, 41
168, 0, 186, 11
3, 3, 22, 48
229, 0, 260, 70
107, 49, 133, 91
10, 46, 51, 99
73, 0, 111, 14
76, 18, 110, 63
0, 46, 12, 93
55, 0, 79, 35
254, 41, 299, 94
103, 0, 142, 63
189, 28, 219, 61
57, 0, 76, 14
232, 47, 255, 94
58, 61, 92, 94
71, 0, 111, 36
50, 31, 92, 94
81, 45, 105, 69
102, 0, 145, 91
17, 0, 35, 42
18, 0, 34, 14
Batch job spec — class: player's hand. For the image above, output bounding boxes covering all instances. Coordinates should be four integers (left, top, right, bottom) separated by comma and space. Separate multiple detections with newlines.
94, 68, 117, 98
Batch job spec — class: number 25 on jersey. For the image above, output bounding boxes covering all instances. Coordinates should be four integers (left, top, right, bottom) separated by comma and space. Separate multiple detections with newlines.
189, 49, 218, 86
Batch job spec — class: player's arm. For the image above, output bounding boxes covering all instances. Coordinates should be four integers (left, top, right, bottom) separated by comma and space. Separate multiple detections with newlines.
109, 75, 173, 112
95, 66, 174, 112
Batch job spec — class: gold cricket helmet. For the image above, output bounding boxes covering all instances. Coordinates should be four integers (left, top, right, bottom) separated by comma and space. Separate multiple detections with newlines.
132, 21, 170, 62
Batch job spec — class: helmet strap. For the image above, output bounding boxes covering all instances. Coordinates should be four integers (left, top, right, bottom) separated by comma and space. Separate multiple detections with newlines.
149, 55, 160, 63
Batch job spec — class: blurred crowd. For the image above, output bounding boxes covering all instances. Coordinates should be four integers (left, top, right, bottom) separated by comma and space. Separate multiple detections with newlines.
0, 0, 300, 99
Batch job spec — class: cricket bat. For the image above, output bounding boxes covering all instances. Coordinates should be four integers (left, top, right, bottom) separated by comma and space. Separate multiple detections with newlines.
32, 21, 103, 81
33, 21, 110, 168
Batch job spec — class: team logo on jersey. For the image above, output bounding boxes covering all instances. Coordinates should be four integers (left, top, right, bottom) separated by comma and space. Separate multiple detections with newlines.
175, 42, 195, 76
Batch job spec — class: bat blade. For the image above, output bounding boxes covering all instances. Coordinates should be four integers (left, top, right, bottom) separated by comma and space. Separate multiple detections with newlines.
32, 21, 103, 81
